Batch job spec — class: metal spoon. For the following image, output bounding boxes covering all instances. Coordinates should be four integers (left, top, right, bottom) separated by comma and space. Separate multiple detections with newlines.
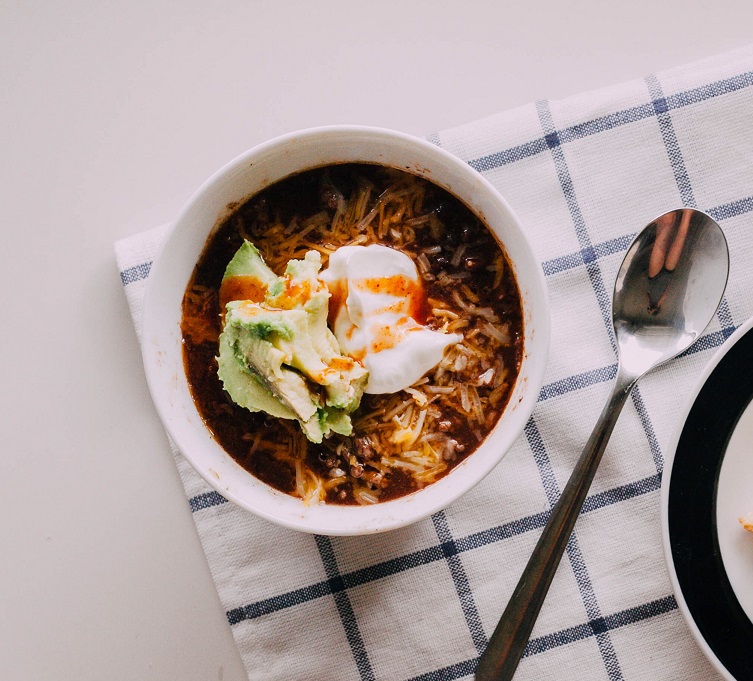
475, 208, 729, 681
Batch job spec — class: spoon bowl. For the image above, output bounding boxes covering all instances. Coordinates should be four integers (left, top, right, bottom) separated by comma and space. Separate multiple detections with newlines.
475, 208, 729, 681
614, 208, 730, 378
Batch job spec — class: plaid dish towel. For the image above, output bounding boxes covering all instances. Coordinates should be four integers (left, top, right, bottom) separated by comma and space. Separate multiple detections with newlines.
116, 45, 753, 681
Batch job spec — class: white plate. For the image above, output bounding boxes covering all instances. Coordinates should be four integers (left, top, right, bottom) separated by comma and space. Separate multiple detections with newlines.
661, 315, 753, 680
716, 399, 753, 625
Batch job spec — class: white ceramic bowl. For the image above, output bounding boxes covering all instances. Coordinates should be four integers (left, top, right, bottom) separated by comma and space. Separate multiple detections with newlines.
142, 125, 550, 535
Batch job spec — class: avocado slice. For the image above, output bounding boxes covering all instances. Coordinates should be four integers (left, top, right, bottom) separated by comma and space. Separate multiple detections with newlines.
216, 333, 296, 420
222, 305, 325, 442
223, 240, 277, 283
266, 251, 368, 410
228, 302, 334, 386
320, 406, 353, 437
219, 241, 278, 313
216, 244, 369, 444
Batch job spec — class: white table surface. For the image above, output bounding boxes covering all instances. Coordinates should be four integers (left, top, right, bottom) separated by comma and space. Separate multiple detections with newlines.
2, 2, 752, 679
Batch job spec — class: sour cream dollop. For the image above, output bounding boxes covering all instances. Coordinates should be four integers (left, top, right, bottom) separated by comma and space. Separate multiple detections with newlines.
319, 245, 462, 394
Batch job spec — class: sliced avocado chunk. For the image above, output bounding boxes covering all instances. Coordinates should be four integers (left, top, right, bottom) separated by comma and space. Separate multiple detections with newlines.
217, 333, 296, 420
223, 240, 277, 283
216, 243, 370, 444
219, 241, 278, 312
322, 363, 368, 411
228, 302, 333, 386
224, 304, 326, 442
227, 319, 316, 420
320, 407, 353, 437
266, 251, 368, 411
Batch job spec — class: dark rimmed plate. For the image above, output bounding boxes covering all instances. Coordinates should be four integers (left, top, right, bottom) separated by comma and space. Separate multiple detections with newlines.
661, 317, 753, 680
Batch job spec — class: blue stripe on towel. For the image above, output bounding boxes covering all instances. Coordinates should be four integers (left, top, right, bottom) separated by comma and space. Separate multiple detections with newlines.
120, 261, 152, 285
431, 511, 487, 654
188, 490, 228, 512
315, 535, 376, 681
223, 473, 663, 626
403, 596, 678, 681
536, 98, 624, 679
467, 70, 753, 174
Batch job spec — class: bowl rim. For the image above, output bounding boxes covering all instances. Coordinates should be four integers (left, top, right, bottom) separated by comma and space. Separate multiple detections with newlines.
141, 124, 550, 535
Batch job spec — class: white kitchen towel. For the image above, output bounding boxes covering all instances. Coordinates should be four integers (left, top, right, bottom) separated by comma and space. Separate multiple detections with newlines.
116, 44, 753, 680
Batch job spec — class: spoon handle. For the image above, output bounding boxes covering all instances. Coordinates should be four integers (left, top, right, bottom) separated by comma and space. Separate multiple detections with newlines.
475, 369, 636, 681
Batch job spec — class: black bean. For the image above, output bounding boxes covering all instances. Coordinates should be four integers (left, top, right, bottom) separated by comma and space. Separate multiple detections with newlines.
318, 451, 338, 469
355, 436, 375, 460
321, 188, 340, 210
445, 228, 460, 247
432, 201, 449, 217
